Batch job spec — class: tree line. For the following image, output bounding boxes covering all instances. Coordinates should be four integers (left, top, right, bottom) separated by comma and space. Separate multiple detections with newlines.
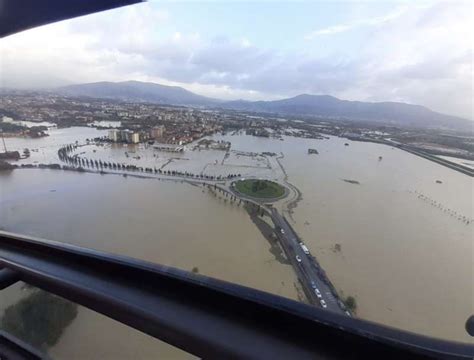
58, 144, 241, 181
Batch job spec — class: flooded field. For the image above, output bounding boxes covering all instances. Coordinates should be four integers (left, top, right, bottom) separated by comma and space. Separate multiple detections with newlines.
0, 168, 299, 358
1, 126, 472, 359
2, 116, 57, 128
210, 132, 473, 342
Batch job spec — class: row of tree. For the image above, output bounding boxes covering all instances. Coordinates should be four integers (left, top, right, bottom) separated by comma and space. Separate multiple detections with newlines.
58, 144, 242, 181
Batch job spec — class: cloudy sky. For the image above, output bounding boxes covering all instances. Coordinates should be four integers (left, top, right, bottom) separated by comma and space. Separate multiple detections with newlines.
1, 0, 472, 119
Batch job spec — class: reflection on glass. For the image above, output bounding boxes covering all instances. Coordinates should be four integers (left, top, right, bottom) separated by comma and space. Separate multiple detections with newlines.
1, 286, 78, 351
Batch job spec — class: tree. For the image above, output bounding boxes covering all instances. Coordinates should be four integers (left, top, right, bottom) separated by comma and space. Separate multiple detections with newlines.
345, 296, 357, 312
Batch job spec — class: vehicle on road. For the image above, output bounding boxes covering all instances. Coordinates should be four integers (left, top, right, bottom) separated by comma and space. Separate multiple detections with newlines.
320, 299, 327, 308
300, 243, 310, 255
315, 289, 322, 298
310, 281, 317, 289
296, 255, 302, 262
345, 311, 352, 317
280, 228, 285, 234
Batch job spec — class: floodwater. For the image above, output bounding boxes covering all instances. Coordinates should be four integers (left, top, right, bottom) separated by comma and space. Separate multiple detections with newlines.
212, 133, 473, 343
0, 169, 299, 358
2, 116, 57, 128
3, 126, 107, 164
287, 138, 473, 343
0, 127, 473, 359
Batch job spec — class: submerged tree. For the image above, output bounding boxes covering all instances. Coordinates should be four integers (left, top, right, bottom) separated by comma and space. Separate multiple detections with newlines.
344, 296, 357, 312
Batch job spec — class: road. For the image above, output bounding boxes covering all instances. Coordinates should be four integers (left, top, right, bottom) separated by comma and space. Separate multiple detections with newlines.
270, 208, 348, 315
215, 183, 349, 315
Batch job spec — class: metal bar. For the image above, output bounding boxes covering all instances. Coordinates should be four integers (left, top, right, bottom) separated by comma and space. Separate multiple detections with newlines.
0, 331, 45, 360
0, 230, 472, 359
0, 0, 144, 38
0, 267, 20, 289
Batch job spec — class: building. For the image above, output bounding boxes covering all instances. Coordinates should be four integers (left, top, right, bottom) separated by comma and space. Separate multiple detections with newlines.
112, 130, 140, 144
150, 126, 164, 140
130, 132, 140, 144
120, 130, 131, 143
108, 129, 119, 142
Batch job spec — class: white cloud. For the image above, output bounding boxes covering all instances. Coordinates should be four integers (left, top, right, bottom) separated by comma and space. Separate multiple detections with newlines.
0, 1, 472, 119
305, 24, 352, 38
304, 4, 422, 40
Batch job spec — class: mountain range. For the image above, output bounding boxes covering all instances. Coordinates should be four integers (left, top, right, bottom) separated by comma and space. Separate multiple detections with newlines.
59, 81, 218, 106
57, 81, 472, 131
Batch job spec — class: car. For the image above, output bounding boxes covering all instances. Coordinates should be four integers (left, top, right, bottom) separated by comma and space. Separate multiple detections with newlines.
280, 228, 285, 234
300, 243, 310, 255
310, 281, 317, 289
295, 255, 302, 262
320, 299, 327, 308
345, 311, 352, 317
315, 289, 322, 298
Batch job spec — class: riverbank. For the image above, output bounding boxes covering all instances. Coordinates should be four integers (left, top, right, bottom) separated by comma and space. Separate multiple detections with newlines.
274, 153, 303, 221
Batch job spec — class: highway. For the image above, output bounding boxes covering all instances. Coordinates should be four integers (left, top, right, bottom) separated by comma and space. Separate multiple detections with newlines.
270, 208, 348, 315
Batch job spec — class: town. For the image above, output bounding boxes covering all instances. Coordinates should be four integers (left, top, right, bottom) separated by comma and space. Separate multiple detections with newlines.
1, 90, 473, 176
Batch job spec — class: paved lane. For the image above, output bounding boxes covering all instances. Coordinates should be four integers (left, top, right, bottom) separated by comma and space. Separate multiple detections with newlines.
271, 208, 348, 315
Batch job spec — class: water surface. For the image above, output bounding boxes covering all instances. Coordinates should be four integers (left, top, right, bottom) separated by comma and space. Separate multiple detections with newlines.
1, 128, 472, 356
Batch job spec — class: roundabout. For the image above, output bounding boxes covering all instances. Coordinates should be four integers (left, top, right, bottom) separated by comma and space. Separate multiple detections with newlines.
231, 179, 289, 202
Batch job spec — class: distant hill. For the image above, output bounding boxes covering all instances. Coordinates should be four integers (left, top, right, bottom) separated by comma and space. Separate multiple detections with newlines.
56, 81, 472, 131
58, 81, 219, 106
222, 94, 472, 131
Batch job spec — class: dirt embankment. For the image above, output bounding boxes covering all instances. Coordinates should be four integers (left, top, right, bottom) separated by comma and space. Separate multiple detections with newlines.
274, 153, 303, 222
245, 205, 289, 265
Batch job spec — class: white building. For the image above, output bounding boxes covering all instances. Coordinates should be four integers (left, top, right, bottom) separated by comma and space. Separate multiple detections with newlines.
131, 133, 140, 144
108, 129, 119, 142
